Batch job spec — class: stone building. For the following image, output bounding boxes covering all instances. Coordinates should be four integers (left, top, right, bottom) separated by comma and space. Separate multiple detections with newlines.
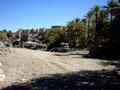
21, 30, 30, 41
16, 29, 30, 41
16, 29, 23, 39
51, 26, 66, 30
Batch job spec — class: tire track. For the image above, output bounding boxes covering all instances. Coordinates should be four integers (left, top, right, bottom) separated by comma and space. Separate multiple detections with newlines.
0, 62, 5, 81
33, 52, 74, 72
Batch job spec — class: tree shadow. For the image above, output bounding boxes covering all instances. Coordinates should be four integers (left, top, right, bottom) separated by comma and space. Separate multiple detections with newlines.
99, 60, 120, 69
2, 70, 120, 90
67, 51, 120, 61
70, 53, 120, 70
54, 53, 69, 56
53, 51, 120, 71
86, 47, 120, 60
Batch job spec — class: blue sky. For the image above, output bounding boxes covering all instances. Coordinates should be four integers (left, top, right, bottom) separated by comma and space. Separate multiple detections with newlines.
0, 0, 107, 32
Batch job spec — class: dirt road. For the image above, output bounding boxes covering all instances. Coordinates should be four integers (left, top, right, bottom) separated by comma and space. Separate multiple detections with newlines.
0, 48, 116, 89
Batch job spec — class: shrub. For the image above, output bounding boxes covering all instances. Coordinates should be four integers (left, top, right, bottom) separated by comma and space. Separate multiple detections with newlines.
0, 31, 8, 41
7, 31, 13, 38
45, 28, 64, 50
75, 35, 88, 48
0, 30, 13, 43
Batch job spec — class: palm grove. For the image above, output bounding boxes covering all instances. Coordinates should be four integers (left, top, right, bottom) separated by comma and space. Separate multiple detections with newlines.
46, 0, 120, 49
65, 0, 120, 48
45, 0, 120, 58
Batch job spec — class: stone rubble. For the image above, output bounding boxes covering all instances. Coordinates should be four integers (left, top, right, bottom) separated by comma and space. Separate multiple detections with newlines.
0, 62, 6, 81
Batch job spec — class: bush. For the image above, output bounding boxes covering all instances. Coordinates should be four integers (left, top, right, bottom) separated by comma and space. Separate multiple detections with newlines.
45, 28, 64, 50
88, 36, 95, 44
7, 31, 13, 38
0, 30, 13, 43
75, 35, 88, 48
0, 31, 8, 41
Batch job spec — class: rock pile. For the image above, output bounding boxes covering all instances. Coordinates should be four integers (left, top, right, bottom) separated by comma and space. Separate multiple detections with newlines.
12, 29, 48, 50
0, 41, 9, 55
0, 63, 6, 81
24, 41, 47, 50
50, 47, 70, 52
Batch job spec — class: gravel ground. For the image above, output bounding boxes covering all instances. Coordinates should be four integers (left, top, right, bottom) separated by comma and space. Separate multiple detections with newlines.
0, 48, 116, 89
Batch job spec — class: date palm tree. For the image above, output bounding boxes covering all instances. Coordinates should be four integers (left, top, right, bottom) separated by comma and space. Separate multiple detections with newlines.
97, 10, 108, 43
67, 18, 84, 46
86, 10, 93, 39
92, 5, 100, 46
81, 18, 87, 36
103, 0, 118, 21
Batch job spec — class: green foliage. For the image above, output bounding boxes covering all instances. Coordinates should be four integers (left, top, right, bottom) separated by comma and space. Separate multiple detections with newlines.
7, 31, 13, 38
0, 48, 4, 52
67, 18, 85, 47
45, 28, 64, 49
88, 36, 95, 44
75, 35, 88, 48
0, 31, 8, 41
0, 30, 13, 43
66, 0, 120, 49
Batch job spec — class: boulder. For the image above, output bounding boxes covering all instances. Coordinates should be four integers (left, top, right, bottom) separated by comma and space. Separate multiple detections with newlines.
0, 41, 9, 51
50, 47, 70, 52
24, 41, 40, 50
0, 41, 9, 55
39, 43, 47, 49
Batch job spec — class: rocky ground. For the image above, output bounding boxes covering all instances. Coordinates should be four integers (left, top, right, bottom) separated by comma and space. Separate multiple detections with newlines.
0, 48, 120, 90
0, 41, 9, 55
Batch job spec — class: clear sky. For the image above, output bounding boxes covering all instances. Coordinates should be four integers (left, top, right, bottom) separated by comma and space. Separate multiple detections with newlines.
0, 0, 108, 32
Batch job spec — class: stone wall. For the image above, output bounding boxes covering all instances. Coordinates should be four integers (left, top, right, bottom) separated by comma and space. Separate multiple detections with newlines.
0, 41, 9, 55
21, 30, 30, 41
16, 28, 50, 42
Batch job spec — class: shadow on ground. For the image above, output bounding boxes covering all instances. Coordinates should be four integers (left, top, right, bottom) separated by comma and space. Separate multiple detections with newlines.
2, 70, 120, 90
82, 53, 120, 69
54, 52, 120, 69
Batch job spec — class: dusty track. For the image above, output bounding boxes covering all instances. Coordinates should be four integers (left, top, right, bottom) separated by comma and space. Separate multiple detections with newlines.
0, 48, 115, 88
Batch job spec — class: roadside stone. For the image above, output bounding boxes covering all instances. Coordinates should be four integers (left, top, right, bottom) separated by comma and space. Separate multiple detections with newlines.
0, 62, 2, 66
0, 41, 9, 55
50, 47, 70, 52
0, 69, 6, 81
116, 70, 120, 76
0, 52, 4, 55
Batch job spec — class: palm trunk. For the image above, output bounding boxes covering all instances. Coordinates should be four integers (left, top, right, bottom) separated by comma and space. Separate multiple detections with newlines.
88, 18, 90, 39
95, 13, 98, 46
110, 12, 113, 22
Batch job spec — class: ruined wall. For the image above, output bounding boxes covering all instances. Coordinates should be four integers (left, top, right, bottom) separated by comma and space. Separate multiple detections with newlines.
16, 29, 30, 41
21, 30, 30, 41
17, 29, 23, 39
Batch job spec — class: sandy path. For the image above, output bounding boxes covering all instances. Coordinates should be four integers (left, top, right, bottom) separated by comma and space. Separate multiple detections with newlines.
0, 48, 115, 88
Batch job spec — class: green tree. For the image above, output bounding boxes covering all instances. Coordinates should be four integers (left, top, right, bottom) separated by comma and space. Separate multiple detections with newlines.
97, 10, 108, 43
0, 30, 8, 41
108, 0, 120, 42
86, 10, 93, 39
7, 30, 13, 38
67, 18, 84, 47
92, 5, 100, 46
103, 0, 118, 21
81, 18, 87, 34
45, 28, 64, 49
